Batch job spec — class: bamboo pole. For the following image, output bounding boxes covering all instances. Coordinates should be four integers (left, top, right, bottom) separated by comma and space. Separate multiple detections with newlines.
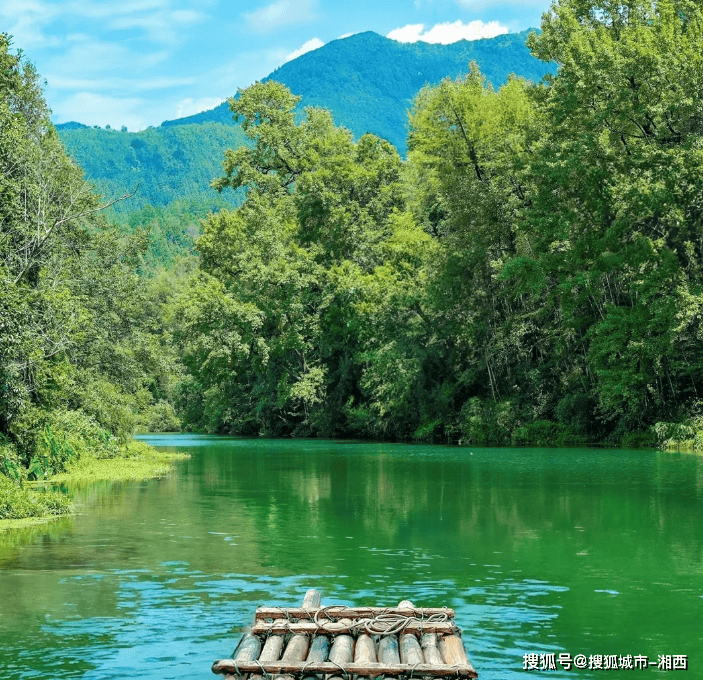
251, 622, 454, 636
378, 635, 400, 664
327, 619, 355, 680
249, 635, 285, 680
283, 635, 311, 661
302, 589, 322, 610
273, 591, 318, 680
377, 599, 407, 680
376, 633, 400, 680
273, 635, 310, 680
235, 634, 262, 662
224, 634, 262, 680
437, 636, 468, 665
354, 634, 377, 665
307, 635, 331, 662
438, 636, 477, 677
329, 632, 355, 665
399, 634, 424, 665
212, 661, 477, 678
302, 635, 330, 680
354, 635, 378, 680
261, 635, 286, 661
420, 634, 444, 666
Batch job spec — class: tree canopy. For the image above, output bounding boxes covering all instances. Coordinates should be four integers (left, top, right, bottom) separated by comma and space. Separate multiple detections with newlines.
1, 33, 182, 487
174, 0, 703, 448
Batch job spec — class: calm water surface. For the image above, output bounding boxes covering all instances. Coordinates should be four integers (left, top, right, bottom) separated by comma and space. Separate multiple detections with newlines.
1, 436, 702, 679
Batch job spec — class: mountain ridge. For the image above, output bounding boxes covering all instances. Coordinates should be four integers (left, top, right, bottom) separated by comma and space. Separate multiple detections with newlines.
157, 29, 550, 150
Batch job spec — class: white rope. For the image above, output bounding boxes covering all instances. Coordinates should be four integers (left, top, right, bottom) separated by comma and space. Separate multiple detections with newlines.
310, 605, 453, 637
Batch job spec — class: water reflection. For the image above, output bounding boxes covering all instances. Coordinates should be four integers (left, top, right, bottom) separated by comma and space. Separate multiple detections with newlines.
1, 437, 702, 679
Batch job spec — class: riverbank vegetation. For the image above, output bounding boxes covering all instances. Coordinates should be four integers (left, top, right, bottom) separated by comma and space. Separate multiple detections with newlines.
0, 440, 187, 525
0, 33, 186, 520
177, 0, 703, 449
3, 0, 703, 525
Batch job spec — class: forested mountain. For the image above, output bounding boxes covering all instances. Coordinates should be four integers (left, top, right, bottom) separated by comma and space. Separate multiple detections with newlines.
160, 29, 553, 153
56, 30, 554, 215
57, 122, 246, 215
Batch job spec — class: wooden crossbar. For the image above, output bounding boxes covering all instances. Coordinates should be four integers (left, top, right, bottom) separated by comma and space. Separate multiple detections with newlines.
250, 621, 457, 636
212, 660, 478, 679
255, 607, 455, 620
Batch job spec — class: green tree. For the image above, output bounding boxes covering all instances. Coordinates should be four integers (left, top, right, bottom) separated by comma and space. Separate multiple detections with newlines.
406, 65, 550, 441
513, 0, 703, 434
177, 81, 436, 438
1, 34, 183, 484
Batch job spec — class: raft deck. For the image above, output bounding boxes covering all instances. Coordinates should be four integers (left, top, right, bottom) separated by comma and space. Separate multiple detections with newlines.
212, 589, 478, 680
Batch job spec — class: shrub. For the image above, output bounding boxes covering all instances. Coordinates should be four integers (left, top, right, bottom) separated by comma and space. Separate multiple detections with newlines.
511, 420, 581, 447
413, 418, 442, 442
0, 435, 26, 482
72, 378, 137, 444
28, 410, 120, 479
459, 397, 520, 446
651, 420, 700, 451
0, 474, 71, 519
141, 399, 181, 433
121, 440, 157, 458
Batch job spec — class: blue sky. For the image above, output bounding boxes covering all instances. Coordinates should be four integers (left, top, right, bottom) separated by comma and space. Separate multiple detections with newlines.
2, 0, 551, 131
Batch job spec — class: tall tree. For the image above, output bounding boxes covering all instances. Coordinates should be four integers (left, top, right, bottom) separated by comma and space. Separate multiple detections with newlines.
406, 66, 549, 439
512, 0, 703, 433
177, 81, 433, 437
1, 34, 182, 477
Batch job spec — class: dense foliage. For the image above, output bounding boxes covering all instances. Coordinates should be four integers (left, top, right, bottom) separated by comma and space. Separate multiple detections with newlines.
58, 122, 246, 215
0, 33, 182, 516
175, 0, 703, 448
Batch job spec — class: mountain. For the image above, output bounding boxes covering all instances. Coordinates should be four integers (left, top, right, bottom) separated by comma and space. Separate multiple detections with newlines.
160, 29, 553, 153
57, 30, 555, 215
57, 121, 246, 215
55, 121, 89, 130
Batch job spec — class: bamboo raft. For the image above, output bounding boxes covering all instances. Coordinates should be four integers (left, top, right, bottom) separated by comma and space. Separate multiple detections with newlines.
212, 589, 478, 680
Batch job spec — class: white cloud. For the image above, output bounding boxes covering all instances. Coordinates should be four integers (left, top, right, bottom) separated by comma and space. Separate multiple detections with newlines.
338, 33, 354, 39
387, 23, 425, 43
109, 8, 206, 43
4, 18, 62, 49
0, 0, 57, 22
5, 0, 219, 129
243, 0, 317, 32
63, 0, 169, 20
60, 39, 135, 73
1, 2, 61, 50
387, 20, 508, 44
46, 75, 197, 92
175, 97, 223, 119
47, 37, 168, 77
53, 92, 147, 130
1, 0, 207, 47
284, 38, 324, 63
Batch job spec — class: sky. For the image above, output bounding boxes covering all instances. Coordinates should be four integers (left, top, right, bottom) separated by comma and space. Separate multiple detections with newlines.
1, 0, 551, 131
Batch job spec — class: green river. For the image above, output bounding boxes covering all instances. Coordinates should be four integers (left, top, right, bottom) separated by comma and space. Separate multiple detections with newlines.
1, 435, 702, 679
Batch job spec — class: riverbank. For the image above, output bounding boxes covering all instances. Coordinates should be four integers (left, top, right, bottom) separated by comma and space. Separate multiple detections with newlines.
0, 440, 189, 532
